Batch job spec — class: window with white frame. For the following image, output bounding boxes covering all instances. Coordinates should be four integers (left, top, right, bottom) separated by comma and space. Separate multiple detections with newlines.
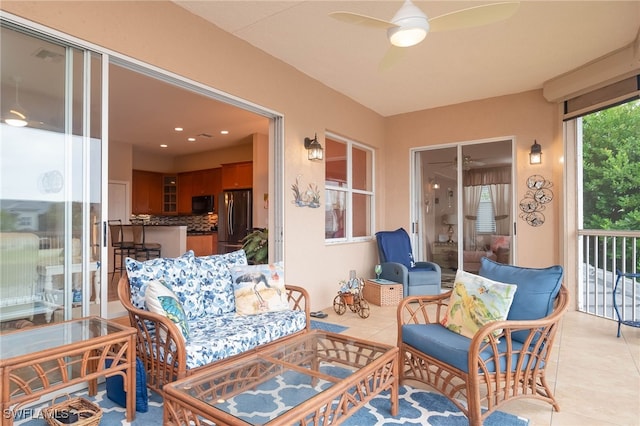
325, 134, 374, 241
475, 185, 496, 233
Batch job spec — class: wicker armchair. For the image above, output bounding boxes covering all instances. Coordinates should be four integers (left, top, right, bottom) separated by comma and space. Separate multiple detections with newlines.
117, 274, 310, 394
397, 259, 569, 426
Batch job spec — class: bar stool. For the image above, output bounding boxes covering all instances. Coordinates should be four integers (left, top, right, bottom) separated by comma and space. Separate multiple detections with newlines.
108, 219, 136, 276
132, 224, 162, 260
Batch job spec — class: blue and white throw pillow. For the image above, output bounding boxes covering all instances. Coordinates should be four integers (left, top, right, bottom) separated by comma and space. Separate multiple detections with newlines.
194, 249, 248, 316
125, 250, 201, 319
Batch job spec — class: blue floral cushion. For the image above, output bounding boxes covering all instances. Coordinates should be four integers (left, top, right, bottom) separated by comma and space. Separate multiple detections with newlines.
125, 251, 201, 320
184, 309, 307, 369
194, 249, 248, 316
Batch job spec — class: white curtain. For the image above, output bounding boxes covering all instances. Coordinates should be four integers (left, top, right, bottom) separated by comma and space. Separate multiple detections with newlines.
463, 185, 483, 250
489, 183, 511, 235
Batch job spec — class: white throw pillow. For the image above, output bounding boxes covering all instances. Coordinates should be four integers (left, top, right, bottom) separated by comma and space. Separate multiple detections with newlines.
229, 262, 288, 315
441, 270, 516, 340
145, 279, 190, 341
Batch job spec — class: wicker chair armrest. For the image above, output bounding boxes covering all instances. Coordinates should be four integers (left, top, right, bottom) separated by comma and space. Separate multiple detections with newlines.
117, 275, 187, 388
285, 284, 311, 330
397, 291, 453, 327
469, 285, 569, 374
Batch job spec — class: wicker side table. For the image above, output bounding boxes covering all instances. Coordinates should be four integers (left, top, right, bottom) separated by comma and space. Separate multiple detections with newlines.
363, 279, 403, 306
0, 317, 136, 426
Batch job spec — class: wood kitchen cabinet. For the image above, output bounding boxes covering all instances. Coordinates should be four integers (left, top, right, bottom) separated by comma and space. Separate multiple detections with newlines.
186, 234, 218, 256
192, 168, 218, 195
177, 168, 221, 214
132, 170, 163, 214
162, 175, 177, 214
221, 161, 252, 189
177, 172, 193, 214
211, 168, 221, 211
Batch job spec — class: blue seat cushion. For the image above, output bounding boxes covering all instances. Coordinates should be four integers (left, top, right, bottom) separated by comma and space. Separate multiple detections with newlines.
402, 324, 534, 374
408, 268, 439, 283
479, 257, 563, 343
105, 357, 148, 412
376, 228, 415, 268
184, 309, 307, 370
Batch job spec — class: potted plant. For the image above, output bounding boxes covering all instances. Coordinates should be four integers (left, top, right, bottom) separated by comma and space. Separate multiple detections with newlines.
242, 228, 268, 264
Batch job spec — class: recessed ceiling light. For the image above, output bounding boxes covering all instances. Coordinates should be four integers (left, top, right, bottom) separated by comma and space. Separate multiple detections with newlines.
220, 130, 229, 135
174, 127, 183, 132
187, 137, 196, 142
160, 144, 168, 148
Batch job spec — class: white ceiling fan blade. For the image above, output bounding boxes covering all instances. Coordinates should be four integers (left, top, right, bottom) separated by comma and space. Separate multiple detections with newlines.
428, 2, 520, 33
378, 46, 406, 72
329, 11, 397, 29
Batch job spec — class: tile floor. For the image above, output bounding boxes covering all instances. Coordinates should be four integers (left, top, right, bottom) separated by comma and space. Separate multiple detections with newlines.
314, 303, 640, 426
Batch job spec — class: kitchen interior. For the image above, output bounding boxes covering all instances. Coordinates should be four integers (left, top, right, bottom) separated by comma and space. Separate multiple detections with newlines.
108, 63, 270, 296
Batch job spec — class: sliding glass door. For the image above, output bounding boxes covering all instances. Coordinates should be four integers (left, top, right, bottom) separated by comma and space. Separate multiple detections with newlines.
415, 139, 513, 278
0, 24, 104, 331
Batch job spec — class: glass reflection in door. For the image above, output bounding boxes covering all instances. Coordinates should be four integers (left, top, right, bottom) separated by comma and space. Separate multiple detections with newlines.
421, 147, 459, 279
461, 141, 512, 273
0, 25, 103, 331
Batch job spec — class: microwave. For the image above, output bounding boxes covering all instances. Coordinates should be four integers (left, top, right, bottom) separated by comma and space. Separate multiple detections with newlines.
192, 195, 214, 214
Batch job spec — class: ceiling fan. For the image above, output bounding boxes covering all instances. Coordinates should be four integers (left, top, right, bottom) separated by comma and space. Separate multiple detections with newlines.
329, 1, 520, 48
429, 155, 486, 171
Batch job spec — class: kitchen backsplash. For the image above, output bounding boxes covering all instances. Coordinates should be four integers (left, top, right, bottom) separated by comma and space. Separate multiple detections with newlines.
130, 214, 218, 232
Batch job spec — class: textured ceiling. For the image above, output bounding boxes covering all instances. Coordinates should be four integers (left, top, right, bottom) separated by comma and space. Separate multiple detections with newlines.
175, 0, 640, 116
3, 2, 639, 157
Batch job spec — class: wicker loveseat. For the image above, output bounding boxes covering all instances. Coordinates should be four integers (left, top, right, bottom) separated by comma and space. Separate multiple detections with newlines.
118, 249, 310, 394
397, 258, 569, 426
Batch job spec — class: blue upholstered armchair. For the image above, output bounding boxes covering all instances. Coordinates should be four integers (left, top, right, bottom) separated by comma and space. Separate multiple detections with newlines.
397, 258, 569, 425
375, 228, 441, 296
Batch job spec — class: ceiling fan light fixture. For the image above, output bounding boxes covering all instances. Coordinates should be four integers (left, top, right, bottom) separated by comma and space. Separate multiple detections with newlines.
387, 0, 429, 47
4, 77, 29, 127
5, 109, 28, 127
388, 23, 428, 47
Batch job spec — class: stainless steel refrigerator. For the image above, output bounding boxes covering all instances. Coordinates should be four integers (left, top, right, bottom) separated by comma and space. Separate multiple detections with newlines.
217, 189, 252, 254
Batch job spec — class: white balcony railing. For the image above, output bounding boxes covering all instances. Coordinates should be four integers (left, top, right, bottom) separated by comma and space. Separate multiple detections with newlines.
578, 230, 640, 322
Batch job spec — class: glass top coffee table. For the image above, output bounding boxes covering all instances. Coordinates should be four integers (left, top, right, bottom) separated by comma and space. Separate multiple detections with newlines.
163, 330, 398, 425
0, 316, 136, 426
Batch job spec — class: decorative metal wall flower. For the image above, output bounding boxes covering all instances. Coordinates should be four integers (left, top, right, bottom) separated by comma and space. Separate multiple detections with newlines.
519, 174, 553, 226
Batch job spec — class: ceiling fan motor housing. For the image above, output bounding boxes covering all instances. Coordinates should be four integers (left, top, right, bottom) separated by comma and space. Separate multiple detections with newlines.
387, 0, 430, 47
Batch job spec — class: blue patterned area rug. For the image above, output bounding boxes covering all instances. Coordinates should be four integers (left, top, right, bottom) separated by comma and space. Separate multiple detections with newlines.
310, 319, 348, 333
14, 384, 528, 425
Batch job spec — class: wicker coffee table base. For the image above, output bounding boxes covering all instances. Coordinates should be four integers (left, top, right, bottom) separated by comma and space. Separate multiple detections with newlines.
163, 331, 398, 426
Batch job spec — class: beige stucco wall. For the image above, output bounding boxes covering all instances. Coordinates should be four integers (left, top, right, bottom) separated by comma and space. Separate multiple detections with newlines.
2, 1, 386, 310
385, 90, 564, 268
2, 1, 569, 310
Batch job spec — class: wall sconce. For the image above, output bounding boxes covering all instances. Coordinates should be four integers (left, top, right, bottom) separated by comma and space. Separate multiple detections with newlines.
442, 214, 457, 243
304, 133, 323, 161
529, 140, 542, 164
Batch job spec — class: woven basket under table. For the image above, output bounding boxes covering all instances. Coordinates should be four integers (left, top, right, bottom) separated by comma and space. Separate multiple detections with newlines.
42, 394, 103, 426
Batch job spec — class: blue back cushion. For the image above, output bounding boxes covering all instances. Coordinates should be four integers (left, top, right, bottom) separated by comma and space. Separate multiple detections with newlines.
376, 228, 415, 268
479, 257, 563, 343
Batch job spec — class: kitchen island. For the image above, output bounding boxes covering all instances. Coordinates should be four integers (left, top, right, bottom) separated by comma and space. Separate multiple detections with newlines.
121, 224, 187, 258
186, 232, 218, 256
